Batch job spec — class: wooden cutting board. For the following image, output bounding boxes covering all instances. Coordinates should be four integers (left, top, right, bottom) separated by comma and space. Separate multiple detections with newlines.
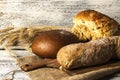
17, 55, 120, 80
0, 46, 120, 80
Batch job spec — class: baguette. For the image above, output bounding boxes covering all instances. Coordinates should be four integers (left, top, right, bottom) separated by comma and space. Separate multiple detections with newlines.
57, 36, 120, 69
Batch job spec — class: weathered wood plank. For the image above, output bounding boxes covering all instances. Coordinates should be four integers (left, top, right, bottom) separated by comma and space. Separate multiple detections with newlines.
0, 50, 30, 80
0, 0, 120, 80
0, 0, 120, 28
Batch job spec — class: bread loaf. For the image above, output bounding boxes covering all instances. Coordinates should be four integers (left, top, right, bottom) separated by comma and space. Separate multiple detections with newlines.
72, 10, 120, 42
57, 36, 120, 69
32, 30, 80, 58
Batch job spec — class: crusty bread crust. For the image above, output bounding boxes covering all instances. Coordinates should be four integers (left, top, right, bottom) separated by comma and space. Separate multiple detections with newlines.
57, 36, 120, 69
72, 10, 120, 41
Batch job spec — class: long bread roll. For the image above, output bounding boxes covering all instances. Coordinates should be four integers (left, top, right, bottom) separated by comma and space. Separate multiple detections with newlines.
57, 36, 120, 69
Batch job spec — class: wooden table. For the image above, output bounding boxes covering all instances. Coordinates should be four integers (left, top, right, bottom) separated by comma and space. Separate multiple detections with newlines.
1, 49, 120, 80
0, 0, 120, 80
0, 50, 30, 80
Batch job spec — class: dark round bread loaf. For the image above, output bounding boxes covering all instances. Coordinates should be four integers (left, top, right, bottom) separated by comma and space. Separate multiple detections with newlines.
32, 30, 80, 58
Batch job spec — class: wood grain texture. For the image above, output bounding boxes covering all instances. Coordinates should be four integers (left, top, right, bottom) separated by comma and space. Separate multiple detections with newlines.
0, 50, 30, 80
0, 0, 120, 80
0, 0, 120, 28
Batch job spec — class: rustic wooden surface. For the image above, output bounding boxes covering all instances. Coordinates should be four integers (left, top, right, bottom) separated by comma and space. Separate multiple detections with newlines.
0, 0, 120, 80
1, 50, 120, 80
0, 50, 30, 80
0, 0, 120, 28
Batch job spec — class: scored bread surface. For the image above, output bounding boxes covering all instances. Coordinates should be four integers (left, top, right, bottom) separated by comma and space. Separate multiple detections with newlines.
57, 36, 119, 69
